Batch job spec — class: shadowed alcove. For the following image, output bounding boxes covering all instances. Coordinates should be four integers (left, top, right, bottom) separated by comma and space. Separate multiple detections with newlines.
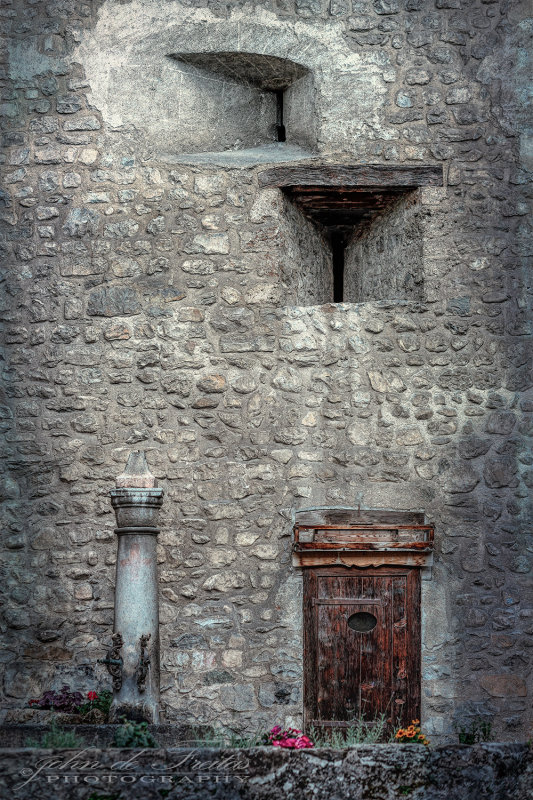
167, 51, 315, 155
258, 164, 444, 305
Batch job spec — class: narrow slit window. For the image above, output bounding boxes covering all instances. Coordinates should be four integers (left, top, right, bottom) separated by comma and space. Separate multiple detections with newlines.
276, 91, 286, 142
330, 231, 345, 303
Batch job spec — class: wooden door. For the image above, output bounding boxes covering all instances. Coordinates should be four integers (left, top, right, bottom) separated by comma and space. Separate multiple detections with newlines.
303, 566, 420, 730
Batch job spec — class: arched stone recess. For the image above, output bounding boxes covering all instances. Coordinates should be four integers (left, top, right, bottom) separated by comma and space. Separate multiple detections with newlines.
166, 51, 314, 155
73, 5, 394, 162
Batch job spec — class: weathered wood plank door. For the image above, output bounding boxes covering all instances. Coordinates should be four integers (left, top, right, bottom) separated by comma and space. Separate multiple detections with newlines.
303, 566, 421, 729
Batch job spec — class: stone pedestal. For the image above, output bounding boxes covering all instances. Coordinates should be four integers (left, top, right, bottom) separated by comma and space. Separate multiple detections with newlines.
108, 452, 164, 723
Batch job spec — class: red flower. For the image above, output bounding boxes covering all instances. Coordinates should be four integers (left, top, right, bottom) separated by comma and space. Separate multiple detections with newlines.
87, 691, 98, 701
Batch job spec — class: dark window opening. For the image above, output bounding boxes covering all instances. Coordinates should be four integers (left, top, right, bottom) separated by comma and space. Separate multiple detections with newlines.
276, 185, 423, 304
169, 53, 314, 154
276, 91, 286, 143
258, 166, 444, 305
347, 611, 378, 633
330, 230, 346, 303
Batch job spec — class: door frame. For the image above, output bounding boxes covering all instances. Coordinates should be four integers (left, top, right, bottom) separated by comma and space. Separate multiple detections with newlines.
303, 565, 421, 731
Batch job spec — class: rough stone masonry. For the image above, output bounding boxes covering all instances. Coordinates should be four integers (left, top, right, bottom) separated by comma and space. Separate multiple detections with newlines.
0, 0, 531, 744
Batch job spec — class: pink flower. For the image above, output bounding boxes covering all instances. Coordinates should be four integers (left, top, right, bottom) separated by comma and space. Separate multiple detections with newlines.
87, 691, 98, 701
295, 736, 314, 748
281, 738, 298, 748
265, 726, 315, 749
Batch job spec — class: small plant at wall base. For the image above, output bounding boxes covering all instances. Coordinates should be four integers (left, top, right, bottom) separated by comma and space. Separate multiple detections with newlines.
226, 730, 265, 748
455, 718, 492, 745
190, 725, 313, 749
394, 721, 430, 746
25, 719, 86, 749
188, 726, 266, 748
28, 685, 84, 713
112, 718, 159, 748
309, 713, 392, 747
28, 687, 113, 720
76, 690, 113, 720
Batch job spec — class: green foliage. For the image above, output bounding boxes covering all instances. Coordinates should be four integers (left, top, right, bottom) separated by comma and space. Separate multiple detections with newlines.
25, 718, 86, 749
226, 730, 264, 748
455, 717, 493, 745
309, 713, 393, 747
187, 725, 264, 748
187, 715, 393, 750
186, 725, 225, 747
76, 690, 113, 719
112, 717, 159, 748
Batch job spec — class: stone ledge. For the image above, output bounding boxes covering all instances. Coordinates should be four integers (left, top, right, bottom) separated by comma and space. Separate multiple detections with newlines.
0, 743, 530, 800
0, 723, 198, 749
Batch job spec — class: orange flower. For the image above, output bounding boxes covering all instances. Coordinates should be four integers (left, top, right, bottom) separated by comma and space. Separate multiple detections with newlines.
406, 731, 415, 738
412, 719, 420, 725
396, 729, 405, 738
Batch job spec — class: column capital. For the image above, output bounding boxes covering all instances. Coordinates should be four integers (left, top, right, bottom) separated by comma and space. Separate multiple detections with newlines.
111, 453, 163, 529
115, 450, 157, 489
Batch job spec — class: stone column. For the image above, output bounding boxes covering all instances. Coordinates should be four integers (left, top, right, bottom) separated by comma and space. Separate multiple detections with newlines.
108, 451, 164, 723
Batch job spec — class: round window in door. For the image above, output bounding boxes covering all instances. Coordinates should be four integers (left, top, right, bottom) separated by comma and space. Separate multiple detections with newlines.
347, 611, 377, 632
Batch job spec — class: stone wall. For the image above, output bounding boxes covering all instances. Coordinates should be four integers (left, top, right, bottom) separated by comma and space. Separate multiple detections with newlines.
279, 193, 334, 304
0, 744, 531, 800
1, 0, 532, 743
344, 190, 423, 303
